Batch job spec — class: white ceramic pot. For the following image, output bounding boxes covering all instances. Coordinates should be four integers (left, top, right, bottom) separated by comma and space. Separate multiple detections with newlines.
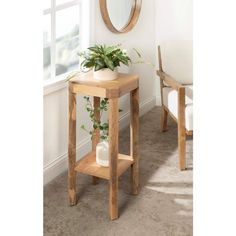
96, 141, 109, 167
93, 68, 118, 81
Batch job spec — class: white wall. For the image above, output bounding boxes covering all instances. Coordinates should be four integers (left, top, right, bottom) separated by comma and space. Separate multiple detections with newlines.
154, 0, 193, 100
155, 0, 193, 41
43, 0, 157, 185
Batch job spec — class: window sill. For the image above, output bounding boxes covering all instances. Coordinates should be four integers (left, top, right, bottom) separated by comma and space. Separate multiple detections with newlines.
43, 71, 77, 96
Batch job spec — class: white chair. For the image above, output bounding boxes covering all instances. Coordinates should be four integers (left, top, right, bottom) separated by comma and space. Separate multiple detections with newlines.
156, 40, 193, 170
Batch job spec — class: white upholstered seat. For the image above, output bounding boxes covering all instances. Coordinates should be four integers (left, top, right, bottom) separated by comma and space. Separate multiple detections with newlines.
157, 40, 193, 170
163, 85, 193, 131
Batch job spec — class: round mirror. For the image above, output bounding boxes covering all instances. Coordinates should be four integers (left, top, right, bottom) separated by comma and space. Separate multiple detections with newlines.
107, 0, 134, 30
99, 0, 142, 33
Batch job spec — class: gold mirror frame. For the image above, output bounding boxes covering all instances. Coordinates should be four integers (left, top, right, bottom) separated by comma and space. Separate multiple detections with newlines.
99, 0, 142, 33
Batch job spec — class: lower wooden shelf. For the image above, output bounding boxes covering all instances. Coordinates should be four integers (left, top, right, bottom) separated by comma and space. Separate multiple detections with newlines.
74, 151, 134, 180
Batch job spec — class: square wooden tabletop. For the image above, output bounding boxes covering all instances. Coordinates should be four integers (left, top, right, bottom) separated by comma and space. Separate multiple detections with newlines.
69, 71, 139, 98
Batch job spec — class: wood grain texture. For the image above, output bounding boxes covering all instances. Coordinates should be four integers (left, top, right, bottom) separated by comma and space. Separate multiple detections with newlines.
92, 97, 100, 185
70, 72, 139, 98
130, 88, 139, 195
99, 0, 142, 34
74, 152, 133, 180
178, 87, 186, 170
108, 98, 119, 220
68, 85, 77, 206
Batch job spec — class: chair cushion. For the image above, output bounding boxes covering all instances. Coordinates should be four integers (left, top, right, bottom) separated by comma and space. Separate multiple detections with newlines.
160, 40, 193, 85
163, 85, 193, 131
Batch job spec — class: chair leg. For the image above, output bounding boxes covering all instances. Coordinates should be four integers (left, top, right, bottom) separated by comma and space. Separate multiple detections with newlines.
161, 107, 168, 132
177, 87, 186, 170
178, 124, 186, 170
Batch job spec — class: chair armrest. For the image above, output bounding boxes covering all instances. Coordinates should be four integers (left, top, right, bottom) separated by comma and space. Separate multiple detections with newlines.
156, 70, 183, 91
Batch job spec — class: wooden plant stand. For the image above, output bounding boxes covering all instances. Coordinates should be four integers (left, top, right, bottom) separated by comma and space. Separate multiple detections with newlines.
68, 72, 139, 220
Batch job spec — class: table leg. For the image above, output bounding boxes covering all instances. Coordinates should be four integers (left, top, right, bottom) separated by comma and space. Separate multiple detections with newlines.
68, 87, 77, 205
130, 88, 139, 195
108, 98, 119, 220
92, 96, 100, 185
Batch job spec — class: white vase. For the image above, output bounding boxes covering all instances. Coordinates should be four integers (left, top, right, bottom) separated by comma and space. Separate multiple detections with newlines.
96, 141, 109, 167
93, 68, 118, 81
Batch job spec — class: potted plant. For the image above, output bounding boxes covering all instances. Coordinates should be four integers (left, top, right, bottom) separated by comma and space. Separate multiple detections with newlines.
79, 44, 132, 81
66, 44, 152, 82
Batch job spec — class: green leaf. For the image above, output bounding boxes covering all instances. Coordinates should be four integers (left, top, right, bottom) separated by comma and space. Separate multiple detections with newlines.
105, 46, 120, 56
95, 59, 105, 67
88, 46, 101, 54
103, 123, 109, 129
94, 64, 104, 71
82, 60, 95, 69
104, 56, 114, 70
116, 54, 130, 66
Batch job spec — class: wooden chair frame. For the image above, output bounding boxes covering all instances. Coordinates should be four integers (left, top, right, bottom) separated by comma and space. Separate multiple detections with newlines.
156, 46, 193, 170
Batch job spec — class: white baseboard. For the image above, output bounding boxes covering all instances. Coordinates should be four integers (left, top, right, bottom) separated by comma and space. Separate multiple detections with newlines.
43, 137, 92, 185
119, 96, 156, 130
43, 96, 156, 185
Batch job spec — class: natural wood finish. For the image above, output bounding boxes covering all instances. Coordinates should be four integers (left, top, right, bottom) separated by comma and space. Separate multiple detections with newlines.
158, 46, 169, 133
158, 46, 165, 105
156, 70, 183, 91
68, 85, 77, 206
108, 98, 119, 220
163, 106, 193, 136
161, 107, 168, 132
92, 97, 100, 185
186, 130, 193, 136
99, 0, 142, 34
164, 106, 178, 123
70, 72, 139, 98
130, 88, 139, 195
74, 152, 133, 180
178, 87, 186, 170
68, 73, 139, 220
158, 45, 163, 72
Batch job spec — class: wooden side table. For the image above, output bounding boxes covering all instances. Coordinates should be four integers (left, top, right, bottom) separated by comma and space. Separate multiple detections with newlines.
68, 72, 139, 220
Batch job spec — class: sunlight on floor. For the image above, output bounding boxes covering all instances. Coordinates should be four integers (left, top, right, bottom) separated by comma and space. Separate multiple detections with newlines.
145, 182, 192, 195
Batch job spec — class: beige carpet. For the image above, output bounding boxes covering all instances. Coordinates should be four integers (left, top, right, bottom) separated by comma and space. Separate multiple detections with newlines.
44, 106, 193, 236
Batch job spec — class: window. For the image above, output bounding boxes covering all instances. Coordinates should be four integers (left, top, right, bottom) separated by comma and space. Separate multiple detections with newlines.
43, 0, 90, 82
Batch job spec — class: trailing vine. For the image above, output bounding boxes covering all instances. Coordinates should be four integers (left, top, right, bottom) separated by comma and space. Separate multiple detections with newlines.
81, 96, 109, 141
81, 96, 122, 141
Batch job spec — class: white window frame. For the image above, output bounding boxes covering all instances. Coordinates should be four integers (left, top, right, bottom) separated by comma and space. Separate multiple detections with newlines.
43, 0, 92, 95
